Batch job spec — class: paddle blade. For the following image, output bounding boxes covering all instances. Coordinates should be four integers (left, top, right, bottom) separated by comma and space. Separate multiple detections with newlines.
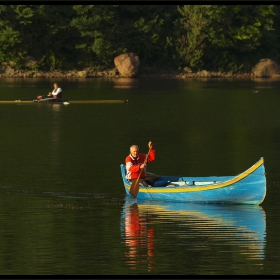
129, 179, 140, 198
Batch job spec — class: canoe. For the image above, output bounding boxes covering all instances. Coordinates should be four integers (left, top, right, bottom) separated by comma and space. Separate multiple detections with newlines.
0, 99, 128, 104
120, 157, 266, 205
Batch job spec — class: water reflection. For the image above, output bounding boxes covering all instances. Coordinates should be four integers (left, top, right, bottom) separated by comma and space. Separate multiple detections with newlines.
49, 103, 62, 169
113, 78, 139, 89
121, 201, 155, 272
121, 197, 266, 271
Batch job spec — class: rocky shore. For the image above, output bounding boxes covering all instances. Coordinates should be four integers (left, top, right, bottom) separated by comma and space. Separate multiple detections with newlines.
0, 66, 274, 80
0, 58, 280, 79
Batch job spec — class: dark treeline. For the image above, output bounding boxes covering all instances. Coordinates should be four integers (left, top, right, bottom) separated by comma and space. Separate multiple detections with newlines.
0, 4, 279, 73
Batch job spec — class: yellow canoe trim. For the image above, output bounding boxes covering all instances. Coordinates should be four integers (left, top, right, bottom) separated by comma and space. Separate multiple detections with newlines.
125, 158, 264, 193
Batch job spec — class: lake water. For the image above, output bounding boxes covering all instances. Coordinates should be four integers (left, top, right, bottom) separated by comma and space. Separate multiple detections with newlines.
0, 77, 279, 275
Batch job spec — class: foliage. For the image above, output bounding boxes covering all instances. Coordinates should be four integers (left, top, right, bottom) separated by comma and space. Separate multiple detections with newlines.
0, 5, 279, 72
174, 5, 211, 70
204, 5, 275, 72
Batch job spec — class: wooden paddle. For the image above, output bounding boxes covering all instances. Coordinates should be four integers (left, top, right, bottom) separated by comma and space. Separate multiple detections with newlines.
129, 146, 152, 198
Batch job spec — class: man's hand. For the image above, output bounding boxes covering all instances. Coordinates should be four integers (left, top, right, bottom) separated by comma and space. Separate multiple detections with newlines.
148, 141, 153, 149
140, 163, 146, 169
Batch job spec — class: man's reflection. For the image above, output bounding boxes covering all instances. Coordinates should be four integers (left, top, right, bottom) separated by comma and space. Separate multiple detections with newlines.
124, 203, 154, 271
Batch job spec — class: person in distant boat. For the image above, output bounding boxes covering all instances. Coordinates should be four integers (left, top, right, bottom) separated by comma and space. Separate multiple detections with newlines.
36, 82, 62, 101
47, 82, 62, 100
125, 141, 157, 187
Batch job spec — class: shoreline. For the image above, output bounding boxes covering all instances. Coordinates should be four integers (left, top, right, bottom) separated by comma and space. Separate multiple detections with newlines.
1, 67, 280, 80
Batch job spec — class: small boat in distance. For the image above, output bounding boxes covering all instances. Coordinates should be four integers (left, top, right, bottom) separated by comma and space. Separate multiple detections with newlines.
0, 99, 128, 105
120, 157, 266, 205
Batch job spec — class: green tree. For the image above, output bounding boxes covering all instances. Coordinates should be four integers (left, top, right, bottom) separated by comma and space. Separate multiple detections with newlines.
174, 5, 276, 72
22, 5, 79, 70
257, 5, 280, 63
71, 5, 178, 69
0, 5, 80, 70
174, 5, 211, 70
70, 5, 119, 68
0, 5, 278, 72
0, 5, 27, 64
116, 5, 178, 68
205, 5, 275, 72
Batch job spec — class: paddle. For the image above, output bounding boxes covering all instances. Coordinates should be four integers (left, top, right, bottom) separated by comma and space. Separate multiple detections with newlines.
33, 94, 61, 101
16, 95, 48, 101
34, 97, 56, 102
34, 96, 69, 104
129, 146, 152, 198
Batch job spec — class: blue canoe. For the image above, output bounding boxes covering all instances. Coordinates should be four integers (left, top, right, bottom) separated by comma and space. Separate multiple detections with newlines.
120, 157, 266, 205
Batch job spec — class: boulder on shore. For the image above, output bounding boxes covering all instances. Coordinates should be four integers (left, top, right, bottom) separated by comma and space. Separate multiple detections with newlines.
114, 53, 140, 78
252, 58, 280, 78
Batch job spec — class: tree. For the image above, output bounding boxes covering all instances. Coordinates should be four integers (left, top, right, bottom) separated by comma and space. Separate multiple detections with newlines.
22, 5, 79, 70
174, 5, 211, 70
174, 5, 276, 72
204, 5, 275, 72
71, 5, 178, 68
0, 5, 26, 63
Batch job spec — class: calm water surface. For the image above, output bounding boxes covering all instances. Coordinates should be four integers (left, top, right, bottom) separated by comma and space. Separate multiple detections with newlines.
0, 77, 280, 275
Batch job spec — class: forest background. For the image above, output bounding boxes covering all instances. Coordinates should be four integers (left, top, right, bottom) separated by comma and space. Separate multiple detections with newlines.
0, 4, 279, 75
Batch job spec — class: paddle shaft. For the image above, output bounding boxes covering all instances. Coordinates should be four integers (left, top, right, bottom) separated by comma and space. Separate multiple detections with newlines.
129, 146, 152, 198
34, 96, 64, 102
18, 95, 48, 101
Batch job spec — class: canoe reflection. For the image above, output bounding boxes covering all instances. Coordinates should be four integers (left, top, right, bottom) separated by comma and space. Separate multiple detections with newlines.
121, 197, 266, 271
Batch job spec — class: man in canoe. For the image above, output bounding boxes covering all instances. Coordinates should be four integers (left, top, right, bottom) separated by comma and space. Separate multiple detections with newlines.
37, 82, 62, 101
125, 141, 158, 187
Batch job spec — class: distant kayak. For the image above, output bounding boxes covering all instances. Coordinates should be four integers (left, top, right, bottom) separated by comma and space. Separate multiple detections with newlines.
0, 99, 129, 105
